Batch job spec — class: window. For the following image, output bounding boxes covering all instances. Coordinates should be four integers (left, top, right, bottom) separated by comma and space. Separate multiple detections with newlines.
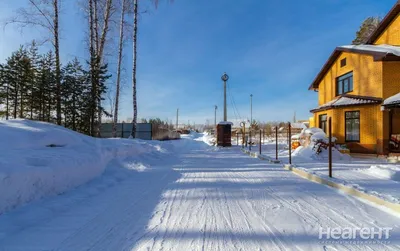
319, 114, 327, 133
345, 111, 360, 142
336, 72, 353, 95
340, 58, 347, 67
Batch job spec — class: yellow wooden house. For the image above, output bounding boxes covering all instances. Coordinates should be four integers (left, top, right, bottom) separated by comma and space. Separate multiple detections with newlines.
309, 0, 400, 155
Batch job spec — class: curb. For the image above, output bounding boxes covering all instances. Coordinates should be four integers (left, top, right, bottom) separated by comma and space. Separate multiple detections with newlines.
241, 149, 281, 163
283, 164, 400, 213
240, 148, 400, 213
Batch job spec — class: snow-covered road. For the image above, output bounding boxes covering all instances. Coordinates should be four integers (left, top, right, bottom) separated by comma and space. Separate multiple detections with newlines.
1, 136, 400, 251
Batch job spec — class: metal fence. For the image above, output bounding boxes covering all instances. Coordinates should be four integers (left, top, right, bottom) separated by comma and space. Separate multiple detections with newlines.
100, 123, 152, 140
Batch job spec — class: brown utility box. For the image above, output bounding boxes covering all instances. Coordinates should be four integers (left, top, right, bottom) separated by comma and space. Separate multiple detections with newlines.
217, 122, 232, 147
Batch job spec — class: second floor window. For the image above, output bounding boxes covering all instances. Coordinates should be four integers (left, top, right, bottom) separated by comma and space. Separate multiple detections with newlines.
336, 72, 353, 96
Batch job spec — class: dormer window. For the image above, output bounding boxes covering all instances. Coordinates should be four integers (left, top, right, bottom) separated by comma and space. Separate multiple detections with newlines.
336, 71, 353, 96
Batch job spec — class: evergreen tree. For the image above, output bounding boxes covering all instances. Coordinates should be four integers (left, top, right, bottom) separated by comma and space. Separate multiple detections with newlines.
0, 63, 7, 118
36, 51, 56, 122
0, 45, 111, 137
28, 40, 40, 120
61, 58, 87, 131
352, 17, 381, 45
2, 47, 32, 119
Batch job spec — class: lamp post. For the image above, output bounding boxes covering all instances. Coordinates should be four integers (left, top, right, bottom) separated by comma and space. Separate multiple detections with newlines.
250, 94, 253, 125
221, 72, 229, 121
214, 105, 217, 127
176, 108, 179, 130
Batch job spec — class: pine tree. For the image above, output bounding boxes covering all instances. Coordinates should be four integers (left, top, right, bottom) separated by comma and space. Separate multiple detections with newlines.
352, 17, 381, 45
3, 47, 32, 119
0, 63, 7, 118
37, 51, 56, 122
28, 40, 40, 120
61, 58, 87, 131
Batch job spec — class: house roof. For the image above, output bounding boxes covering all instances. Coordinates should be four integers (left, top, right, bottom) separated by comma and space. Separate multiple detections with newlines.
310, 94, 382, 113
340, 44, 400, 56
308, 0, 400, 91
366, 0, 400, 44
383, 92, 400, 106
291, 122, 307, 129
308, 44, 400, 90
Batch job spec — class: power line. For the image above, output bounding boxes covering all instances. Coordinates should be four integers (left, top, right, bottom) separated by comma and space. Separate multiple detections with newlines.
227, 82, 242, 121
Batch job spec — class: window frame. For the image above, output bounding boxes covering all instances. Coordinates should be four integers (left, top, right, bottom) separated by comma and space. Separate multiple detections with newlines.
336, 71, 353, 96
319, 114, 328, 133
345, 111, 360, 143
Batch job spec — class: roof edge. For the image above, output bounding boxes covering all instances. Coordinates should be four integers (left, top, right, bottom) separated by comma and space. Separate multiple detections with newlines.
308, 47, 394, 90
366, 1, 400, 44
310, 95, 383, 113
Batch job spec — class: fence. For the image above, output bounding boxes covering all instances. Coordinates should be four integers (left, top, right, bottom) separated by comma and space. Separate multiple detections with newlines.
100, 123, 181, 140
100, 123, 152, 140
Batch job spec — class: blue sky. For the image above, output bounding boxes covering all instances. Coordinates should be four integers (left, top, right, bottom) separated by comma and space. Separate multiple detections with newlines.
0, 0, 396, 124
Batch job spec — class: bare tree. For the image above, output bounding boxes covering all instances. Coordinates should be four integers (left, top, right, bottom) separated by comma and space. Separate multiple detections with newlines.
112, 0, 127, 137
130, 0, 138, 138
86, 0, 115, 136
129, 0, 173, 138
7, 0, 62, 125
96, 0, 114, 137
89, 0, 97, 136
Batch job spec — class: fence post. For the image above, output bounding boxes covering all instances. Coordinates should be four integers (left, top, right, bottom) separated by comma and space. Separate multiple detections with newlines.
237, 133, 239, 146
249, 131, 252, 151
328, 117, 332, 178
275, 126, 278, 160
122, 123, 124, 138
259, 129, 262, 155
262, 129, 264, 144
288, 122, 292, 165
242, 123, 246, 148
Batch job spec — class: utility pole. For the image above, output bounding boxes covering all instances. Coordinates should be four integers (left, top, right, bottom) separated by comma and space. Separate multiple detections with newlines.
221, 73, 229, 121
176, 108, 179, 130
214, 105, 218, 127
250, 94, 253, 125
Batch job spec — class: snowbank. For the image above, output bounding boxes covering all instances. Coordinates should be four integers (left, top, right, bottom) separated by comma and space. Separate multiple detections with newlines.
361, 165, 400, 181
201, 133, 216, 146
292, 127, 349, 161
0, 119, 167, 214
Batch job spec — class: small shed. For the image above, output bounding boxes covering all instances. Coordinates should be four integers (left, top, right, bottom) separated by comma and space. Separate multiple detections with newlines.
217, 121, 233, 147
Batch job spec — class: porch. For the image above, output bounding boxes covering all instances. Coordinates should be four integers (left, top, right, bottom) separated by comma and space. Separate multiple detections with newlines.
382, 93, 400, 154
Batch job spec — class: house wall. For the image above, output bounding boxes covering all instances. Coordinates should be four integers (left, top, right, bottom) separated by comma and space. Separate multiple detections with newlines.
383, 61, 400, 99
313, 105, 384, 154
309, 117, 315, 128
374, 13, 400, 46
318, 52, 383, 106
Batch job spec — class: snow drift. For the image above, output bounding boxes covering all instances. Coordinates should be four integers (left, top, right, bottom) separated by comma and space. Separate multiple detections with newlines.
292, 127, 350, 161
0, 119, 168, 214
361, 165, 400, 181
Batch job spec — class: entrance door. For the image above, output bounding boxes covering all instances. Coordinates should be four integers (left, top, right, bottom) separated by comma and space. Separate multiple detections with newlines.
389, 108, 400, 152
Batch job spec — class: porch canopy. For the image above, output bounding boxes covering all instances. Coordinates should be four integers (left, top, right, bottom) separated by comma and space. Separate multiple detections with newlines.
382, 92, 400, 109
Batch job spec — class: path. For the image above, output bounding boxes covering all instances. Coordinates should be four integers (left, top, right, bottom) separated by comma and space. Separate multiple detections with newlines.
1, 137, 400, 250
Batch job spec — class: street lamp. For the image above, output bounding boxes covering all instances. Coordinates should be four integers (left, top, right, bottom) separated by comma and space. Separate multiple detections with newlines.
250, 94, 253, 126
221, 72, 229, 121
214, 105, 218, 127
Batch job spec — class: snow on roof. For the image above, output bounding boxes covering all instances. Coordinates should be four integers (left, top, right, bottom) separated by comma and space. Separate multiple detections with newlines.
339, 44, 400, 56
311, 95, 382, 112
218, 121, 234, 125
291, 122, 307, 129
383, 92, 400, 106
